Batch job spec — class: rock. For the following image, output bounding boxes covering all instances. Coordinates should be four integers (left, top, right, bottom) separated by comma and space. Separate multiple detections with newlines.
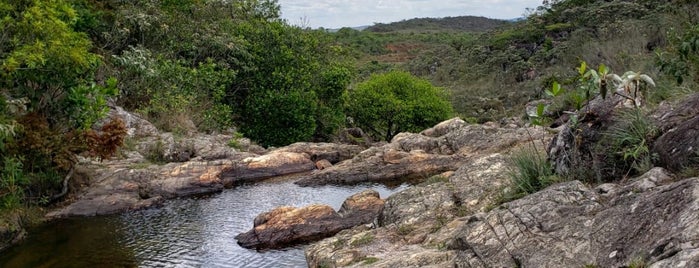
273, 142, 365, 164
307, 168, 699, 268
236, 190, 385, 250
46, 159, 240, 218
337, 190, 385, 226
296, 120, 546, 186
305, 151, 514, 267
221, 151, 315, 185
315, 159, 332, 170
98, 105, 159, 138
652, 93, 699, 172
547, 92, 637, 180
419, 117, 467, 138
337, 128, 373, 146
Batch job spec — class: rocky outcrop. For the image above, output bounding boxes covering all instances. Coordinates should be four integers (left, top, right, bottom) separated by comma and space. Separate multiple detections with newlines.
547, 92, 629, 179
48, 107, 369, 218
221, 151, 315, 185
307, 167, 699, 268
652, 93, 699, 172
297, 118, 546, 186
236, 190, 385, 250
46, 158, 240, 218
305, 150, 515, 268
273, 142, 365, 164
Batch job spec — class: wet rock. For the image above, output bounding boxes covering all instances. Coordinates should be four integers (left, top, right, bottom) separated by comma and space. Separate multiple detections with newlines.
236, 190, 385, 250
221, 152, 315, 185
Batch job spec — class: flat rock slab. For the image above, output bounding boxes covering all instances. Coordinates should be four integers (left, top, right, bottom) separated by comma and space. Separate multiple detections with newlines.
306, 168, 699, 268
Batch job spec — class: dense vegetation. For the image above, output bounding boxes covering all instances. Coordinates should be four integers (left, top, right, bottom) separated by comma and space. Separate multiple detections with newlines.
1, 0, 699, 221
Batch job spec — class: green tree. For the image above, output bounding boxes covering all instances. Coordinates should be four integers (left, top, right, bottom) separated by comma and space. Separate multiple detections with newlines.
347, 71, 453, 141
0, 0, 116, 205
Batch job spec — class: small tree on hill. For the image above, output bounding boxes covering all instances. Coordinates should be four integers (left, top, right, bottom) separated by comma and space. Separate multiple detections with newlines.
346, 71, 453, 141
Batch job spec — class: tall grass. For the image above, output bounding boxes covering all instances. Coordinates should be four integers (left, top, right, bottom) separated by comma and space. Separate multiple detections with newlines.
505, 146, 559, 201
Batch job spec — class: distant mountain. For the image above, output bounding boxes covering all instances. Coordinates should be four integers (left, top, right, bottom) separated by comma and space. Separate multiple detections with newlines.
325, 25, 370, 33
365, 16, 509, 33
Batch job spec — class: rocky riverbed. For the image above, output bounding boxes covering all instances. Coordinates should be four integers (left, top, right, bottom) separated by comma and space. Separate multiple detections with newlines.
3, 93, 699, 267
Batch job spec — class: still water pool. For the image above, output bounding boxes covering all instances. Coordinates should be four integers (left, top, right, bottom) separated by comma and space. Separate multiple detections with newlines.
0, 176, 408, 267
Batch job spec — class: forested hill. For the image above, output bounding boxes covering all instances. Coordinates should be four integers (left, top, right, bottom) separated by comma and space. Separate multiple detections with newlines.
366, 16, 508, 33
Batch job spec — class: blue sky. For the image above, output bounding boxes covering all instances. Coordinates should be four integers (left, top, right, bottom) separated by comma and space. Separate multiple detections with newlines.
278, 0, 543, 29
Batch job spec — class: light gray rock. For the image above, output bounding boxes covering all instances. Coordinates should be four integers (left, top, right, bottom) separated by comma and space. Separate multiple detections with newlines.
221, 151, 315, 185
296, 119, 546, 186
307, 167, 699, 268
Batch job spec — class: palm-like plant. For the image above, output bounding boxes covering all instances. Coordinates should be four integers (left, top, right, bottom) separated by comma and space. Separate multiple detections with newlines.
618, 71, 656, 107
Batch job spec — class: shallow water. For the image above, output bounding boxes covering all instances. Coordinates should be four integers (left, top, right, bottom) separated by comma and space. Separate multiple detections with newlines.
0, 177, 408, 267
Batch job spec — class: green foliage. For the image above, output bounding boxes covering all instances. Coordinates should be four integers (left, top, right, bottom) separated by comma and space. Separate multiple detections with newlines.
347, 71, 453, 141
241, 89, 317, 147
0, 0, 113, 129
601, 109, 658, 176
0, 157, 27, 210
113, 47, 235, 133
350, 233, 375, 246
229, 20, 354, 146
362, 257, 380, 265
657, 23, 699, 85
0, 1, 116, 208
506, 147, 558, 201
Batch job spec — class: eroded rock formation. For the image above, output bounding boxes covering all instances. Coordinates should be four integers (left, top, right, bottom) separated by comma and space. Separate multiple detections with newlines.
236, 190, 385, 250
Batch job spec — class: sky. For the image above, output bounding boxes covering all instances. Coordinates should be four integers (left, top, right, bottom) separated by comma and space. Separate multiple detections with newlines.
278, 0, 543, 29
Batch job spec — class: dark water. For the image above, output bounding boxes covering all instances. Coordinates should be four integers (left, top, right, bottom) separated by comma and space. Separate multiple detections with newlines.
0, 176, 408, 268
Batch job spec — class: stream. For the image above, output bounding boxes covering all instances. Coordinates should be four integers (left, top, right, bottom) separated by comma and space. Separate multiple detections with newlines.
0, 175, 409, 267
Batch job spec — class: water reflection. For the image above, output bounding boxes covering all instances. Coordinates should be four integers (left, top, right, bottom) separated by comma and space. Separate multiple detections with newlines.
0, 177, 408, 268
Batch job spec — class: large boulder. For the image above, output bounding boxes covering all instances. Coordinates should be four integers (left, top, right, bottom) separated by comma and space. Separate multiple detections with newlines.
652, 93, 699, 172
296, 120, 546, 186
305, 151, 513, 267
306, 168, 699, 268
236, 190, 385, 250
97, 105, 159, 138
547, 92, 628, 180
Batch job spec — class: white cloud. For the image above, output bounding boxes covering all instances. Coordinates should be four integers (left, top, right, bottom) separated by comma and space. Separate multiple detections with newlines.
279, 0, 542, 28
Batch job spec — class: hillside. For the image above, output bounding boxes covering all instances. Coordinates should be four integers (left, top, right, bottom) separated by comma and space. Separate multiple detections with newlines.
366, 15, 508, 33
335, 0, 699, 123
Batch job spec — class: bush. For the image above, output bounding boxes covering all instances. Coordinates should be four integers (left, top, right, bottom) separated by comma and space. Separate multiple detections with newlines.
113, 47, 235, 134
346, 71, 453, 141
599, 108, 658, 178
241, 89, 317, 147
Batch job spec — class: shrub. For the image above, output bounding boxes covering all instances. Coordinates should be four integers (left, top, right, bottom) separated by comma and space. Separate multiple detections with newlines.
599, 109, 658, 177
346, 71, 453, 141
240, 89, 317, 147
